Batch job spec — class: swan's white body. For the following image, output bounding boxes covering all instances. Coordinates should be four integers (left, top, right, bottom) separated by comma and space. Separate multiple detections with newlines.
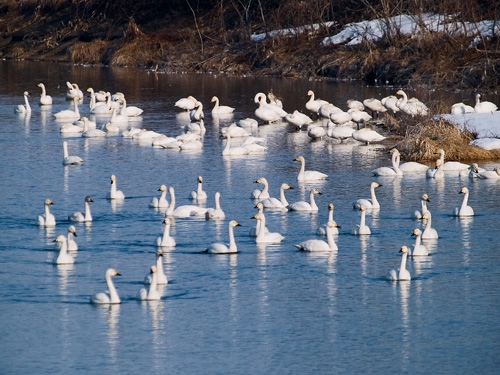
53, 235, 75, 265
411, 228, 428, 256
295, 220, 339, 252
478, 167, 500, 179
348, 109, 372, 124
285, 110, 313, 128
222, 123, 251, 137
318, 103, 341, 119
66, 225, 78, 251
90, 269, 121, 304
289, 188, 321, 212
38, 199, 55, 227
254, 92, 286, 123
252, 213, 284, 244
381, 95, 400, 114
317, 203, 339, 236
81, 117, 106, 138
352, 121, 386, 144
294, 155, 328, 182
60, 122, 84, 134
305, 90, 329, 115
399, 160, 429, 173
206, 220, 240, 254
453, 187, 474, 217
165, 187, 207, 218
15, 91, 31, 113
205, 192, 225, 220
139, 266, 161, 301
450, 102, 474, 115
329, 110, 352, 125
395, 90, 429, 116
66, 82, 83, 101
145, 251, 168, 285
413, 194, 430, 220
211, 96, 234, 114
109, 107, 129, 124
351, 205, 371, 235
189, 101, 205, 122
327, 120, 355, 142
119, 97, 143, 117
62, 141, 84, 166
260, 183, 292, 210
156, 218, 176, 247
435, 149, 469, 172
68, 196, 93, 222
474, 94, 498, 113
251, 177, 270, 200
347, 99, 364, 111
426, 159, 444, 179
387, 247, 411, 281
54, 98, 80, 120
37, 83, 52, 105
363, 98, 387, 118
248, 203, 268, 237
221, 133, 250, 156
354, 182, 381, 210
150, 185, 169, 208
307, 125, 327, 140
372, 148, 403, 176
122, 126, 142, 138
420, 212, 438, 240
175, 96, 197, 111
107, 175, 125, 200
190, 176, 207, 201
87, 88, 110, 114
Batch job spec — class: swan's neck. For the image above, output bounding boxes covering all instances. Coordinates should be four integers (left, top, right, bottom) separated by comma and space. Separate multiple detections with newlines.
400, 92, 408, 105
44, 203, 51, 217
197, 181, 203, 195
414, 233, 422, 248
326, 224, 337, 250
359, 210, 366, 229
63, 142, 69, 158
156, 255, 165, 278
328, 207, 334, 222
256, 217, 267, 240
476, 95, 481, 105
59, 238, 68, 256
309, 191, 318, 210
163, 222, 171, 238
160, 189, 168, 203
370, 186, 379, 206
89, 90, 96, 109
106, 274, 120, 303
25, 94, 31, 110
422, 217, 432, 236
392, 152, 402, 174
166, 189, 176, 215
213, 98, 219, 109
110, 180, 117, 198
261, 181, 269, 195
279, 187, 289, 206
121, 98, 127, 110
215, 194, 221, 209
148, 271, 157, 298
228, 224, 237, 252
84, 202, 92, 220
222, 135, 232, 154
461, 191, 469, 211
73, 100, 80, 116
421, 200, 428, 215
298, 159, 305, 178
399, 252, 408, 278
40, 85, 46, 96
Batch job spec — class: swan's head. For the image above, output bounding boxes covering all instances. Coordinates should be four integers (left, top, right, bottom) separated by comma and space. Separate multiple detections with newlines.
215, 192, 221, 199
459, 187, 469, 195
85, 196, 93, 203
229, 220, 241, 228
389, 148, 399, 155
312, 188, 322, 195
110, 175, 116, 184
211, 96, 217, 102
399, 246, 409, 254
72, 83, 80, 90
68, 225, 77, 236
37, 83, 45, 88
294, 156, 304, 162
54, 235, 66, 243
420, 211, 431, 220
255, 202, 263, 211
157, 250, 163, 258
197, 176, 203, 183
371, 182, 381, 189
106, 268, 121, 277
252, 213, 263, 220
163, 218, 171, 225
86, 87, 93, 93
396, 90, 405, 96
159, 185, 166, 191
435, 149, 445, 156
327, 220, 339, 229
471, 163, 479, 173
282, 183, 292, 190
307, 90, 313, 97
255, 177, 267, 184
422, 194, 430, 202
23, 91, 30, 97
358, 205, 366, 212
328, 203, 334, 211
44, 199, 53, 206
254, 93, 264, 103
412, 228, 422, 237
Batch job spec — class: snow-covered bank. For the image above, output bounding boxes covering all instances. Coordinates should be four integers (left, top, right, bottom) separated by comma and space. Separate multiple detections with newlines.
442, 112, 500, 150
251, 22, 336, 42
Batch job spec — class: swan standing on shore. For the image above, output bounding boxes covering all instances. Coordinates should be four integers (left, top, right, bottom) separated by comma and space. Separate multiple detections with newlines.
90, 268, 121, 304
260, 183, 292, 210
305, 90, 329, 115
138, 266, 161, 301
15, 91, 31, 114
150, 185, 169, 208
252, 213, 284, 244
289, 188, 321, 212
144, 250, 168, 285
474, 94, 498, 113
190, 176, 207, 201
205, 192, 225, 220
68, 196, 93, 222
156, 218, 176, 247
395, 90, 429, 116
37, 83, 52, 105
62, 141, 84, 166
351, 119, 386, 144
211, 96, 234, 114
285, 110, 313, 129
413, 194, 430, 219
38, 199, 55, 227
353, 182, 381, 210
205, 220, 241, 254
351, 205, 371, 235
411, 228, 428, 256
295, 220, 339, 252
294, 155, 328, 182
53, 235, 75, 265
387, 246, 411, 281
107, 175, 125, 200
453, 187, 474, 217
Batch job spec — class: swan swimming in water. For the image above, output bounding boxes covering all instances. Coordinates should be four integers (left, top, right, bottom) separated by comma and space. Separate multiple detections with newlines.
38, 199, 55, 227
305, 90, 329, 115
81, 117, 106, 138
62, 141, 84, 166
295, 220, 339, 252
317, 203, 340, 236
413, 193, 430, 220
351, 205, 371, 235
138, 266, 161, 301
144, 250, 168, 285
353, 182, 381, 210
211, 96, 235, 114
68, 196, 93, 222
426, 159, 444, 179
190, 176, 207, 201
254, 92, 286, 123
435, 149, 469, 172
477, 167, 500, 179
411, 228, 428, 256
260, 183, 292, 210
175, 95, 197, 111
205, 192, 225, 220
66, 82, 83, 101
189, 101, 205, 122
165, 186, 207, 218
66, 225, 78, 251
119, 97, 143, 117
289, 188, 321, 212
15, 91, 31, 114
387, 246, 411, 281
37, 83, 52, 105
156, 218, 176, 247
53, 235, 75, 265
90, 268, 121, 304
205, 220, 241, 254
54, 98, 80, 120
107, 175, 125, 200
150, 185, 169, 208
249, 203, 269, 237
372, 148, 403, 176
294, 155, 328, 182
453, 187, 474, 217
252, 213, 284, 244
420, 211, 438, 240
251, 177, 270, 199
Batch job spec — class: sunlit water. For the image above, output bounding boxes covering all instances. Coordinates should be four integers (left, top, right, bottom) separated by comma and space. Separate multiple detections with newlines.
0, 61, 499, 374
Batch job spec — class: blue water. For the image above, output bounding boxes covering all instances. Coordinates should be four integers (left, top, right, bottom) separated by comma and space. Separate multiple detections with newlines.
0, 61, 499, 374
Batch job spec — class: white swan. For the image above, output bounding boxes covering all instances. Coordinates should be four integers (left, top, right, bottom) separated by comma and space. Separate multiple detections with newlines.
90, 269, 121, 304
175, 95, 197, 111
395, 90, 429, 116
450, 102, 474, 115
156, 218, 176, 247
295, 220, 339, 252
348, 108, 372, 124
353, 182, 381, 210
260, 183, 292, 210
387, 246, 411, 281
347, 99, 364, 111
102, 121, 121, 136
363, 98, 387, 119
474, 94, 498, 113
109, 107, 129, 124
251, 177, 270, 199
396, 149, 429, 173
53, 235, 75, 265
285, 110, 313, 129
420, 211, 438, 240
327, 120, 355, 142
189, 176, 207, 201
435, 149, 469, 172
289, 188, 321, 212
150, 185, 169, 208
411, 228, 428, 256
317, 203, 340, 236
254, 92, 286, 123
307, 125, 327, 140
81, 117, 106, 138
426, 159, 444, 179
318, 103, 341, 119
211, 96, 234, 114
38, 199, 56, 227
351, 205, 371, 235
119, 97, 143, 117
221, 123, 251, 138
221, 132, 250, 156
139, 266, 161, 301
144, 250, 168, 285
252, 213, 284, 244
54, 98, 80, 120
294, 155, 328, 182
189, 101, 204, 122
37, 83, 52, 105
372, 148, 403, 176
60, 122, 84, 134
453, 187, 474, 217
478, 167, 500, 179
62, 141, 84, 166
107, 175, 125, 200
305, 90, 329, 115
205, 220, 241, 254
165, 186, 207, 218
66, 82, 83, 100
351, 119, 386, 144
205, 192, 225, 220
267, 91, 283, 108
68, 196, 93, 222
413, 193, 430, 220
329, 110, 352, 125
249, 202, 270, 237
381, 95, 400, 114
15, 91, 31, 113
87, 88, 108, 113
122, 126, 142, 138
66, 225, 78, 251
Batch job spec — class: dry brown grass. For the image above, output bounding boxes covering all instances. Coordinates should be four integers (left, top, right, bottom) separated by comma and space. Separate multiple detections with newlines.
69, 40, 108, 64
